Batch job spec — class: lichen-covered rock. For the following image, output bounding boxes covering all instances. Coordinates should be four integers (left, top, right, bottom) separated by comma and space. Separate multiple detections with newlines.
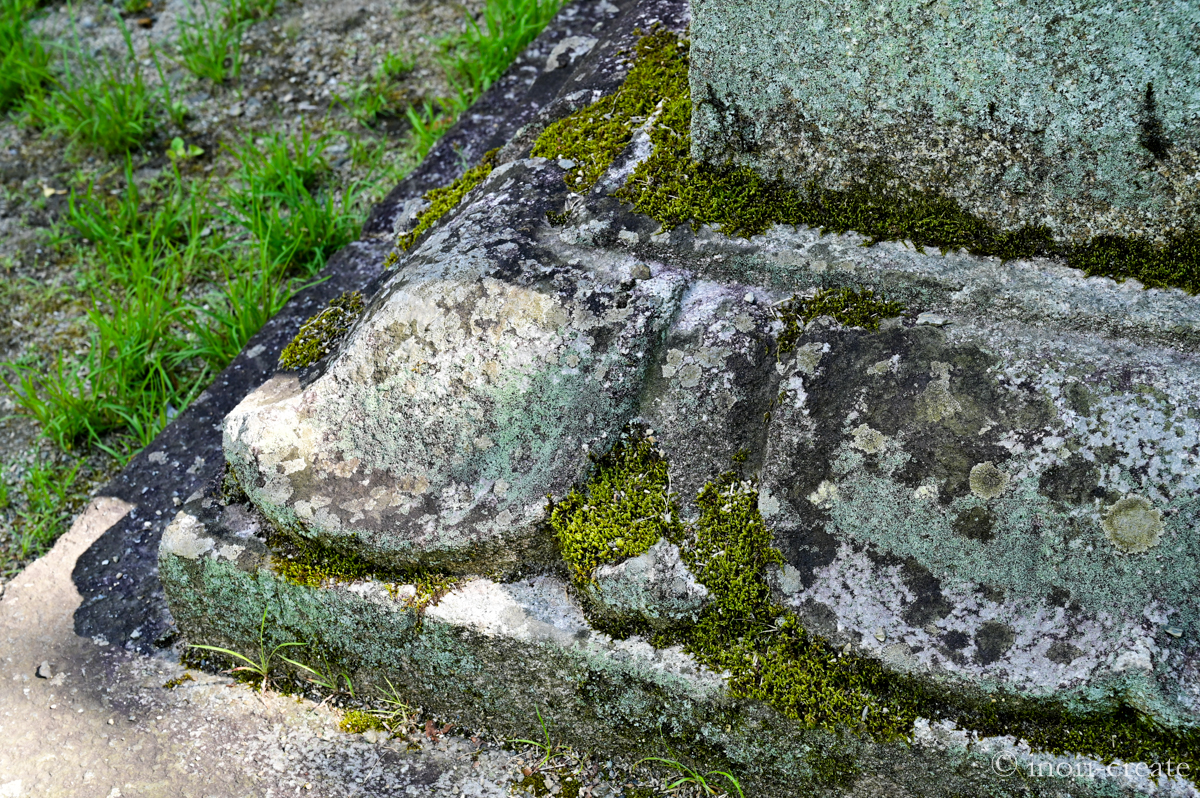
585, 539, 710, 630
223, 159, 687, 577
160, 487, 1184, 798
165, 0, 1200, 791
757, 317, 1200, 730
688, 0, 1200, 245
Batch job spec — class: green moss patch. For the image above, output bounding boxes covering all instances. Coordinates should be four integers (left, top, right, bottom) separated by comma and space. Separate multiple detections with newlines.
775, 287, 905, 353
531, 28, 689, 193
534, 29, 1200, 294
549, 433, 1200, 771
339, 709, 387, 734
267, 523, 457, 614
161, 672, 195, 690
396, 147, 501, 251
278, 290, 365, 370
548, 428, 682, 586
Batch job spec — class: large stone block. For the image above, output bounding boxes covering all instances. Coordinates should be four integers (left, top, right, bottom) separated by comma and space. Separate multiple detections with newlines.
688, 0, 1200, 243
161, 486, 1183, 797
164, 3, 1200, 792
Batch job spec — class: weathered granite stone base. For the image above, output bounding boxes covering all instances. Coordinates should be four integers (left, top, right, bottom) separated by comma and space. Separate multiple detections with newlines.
161, 486, 1185, 798
160, 0, 1200, 792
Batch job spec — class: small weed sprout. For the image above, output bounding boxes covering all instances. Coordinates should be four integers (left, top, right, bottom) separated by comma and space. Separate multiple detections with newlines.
369, 676, 418, 732
280, 650, 355, 696
336, 49, 416, 126
225, 0, 278, 27
509, 707, 575, 771
188, 608, 305, 693
635, 757, 745, 798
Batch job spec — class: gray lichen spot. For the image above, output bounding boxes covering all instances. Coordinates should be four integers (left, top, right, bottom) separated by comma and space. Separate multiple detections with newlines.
160, 513, 214, 560
794, 342, 825, 376
968, 461, 1010, 500
678, 362, 703, 388
1102, 495, 1164, 554
914, 361, 961, 423
849, 424, 887, 454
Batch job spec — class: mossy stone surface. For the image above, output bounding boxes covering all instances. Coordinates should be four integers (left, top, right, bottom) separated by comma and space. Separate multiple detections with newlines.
191, 7, 1200, 793
160, 487, 1153, 797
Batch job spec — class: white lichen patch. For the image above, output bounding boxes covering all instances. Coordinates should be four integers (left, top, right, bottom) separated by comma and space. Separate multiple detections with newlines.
1102, 495, 1164, 554
808, 480, 839, 508
160, 513, 214, 560
969, 461, 1010, 499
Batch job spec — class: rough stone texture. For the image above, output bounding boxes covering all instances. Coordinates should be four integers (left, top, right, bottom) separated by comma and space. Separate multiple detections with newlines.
207, 160, 1200, 789
586, 539, 711, 630
161, 487, 1187, 798
688, 0, 1200, 243
67, 0, 647, 654
224, 158, 683, 577
0, 499, 575, 797
164, 0, 1200, 792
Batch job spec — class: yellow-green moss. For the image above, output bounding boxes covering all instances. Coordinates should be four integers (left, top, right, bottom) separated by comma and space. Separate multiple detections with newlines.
339, 709, 386, 734
278, 290, 365, 370
396, 148, 501, 251
775, 287, 905, 354
512, 771, 582, 798
161, 672, 194, 689
534, 29, 1200, 294
547, 429, 682, 586
550, 438, 1200, 771
531, 28, 689, 193
267, 524, 458, 614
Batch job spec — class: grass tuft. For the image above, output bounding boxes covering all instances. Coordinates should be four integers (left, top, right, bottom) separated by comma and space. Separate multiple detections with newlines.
176, 1, 246, 84
23, 16, 157, 153
0, 0, 51, 113
438, 0, 563, 102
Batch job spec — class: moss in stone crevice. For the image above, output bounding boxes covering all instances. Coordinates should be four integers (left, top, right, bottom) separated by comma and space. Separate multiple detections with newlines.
511, 771, 582, 798
549, 433, 1200, 772
395, 147, 501, 252
278, 290, 365, 370
775, 287, 906, 354
339, 709, 387, 734
266, 522, 458, 614
547, 427, 682, 587
531, 27, 688, 193
534, 29, 1200, 294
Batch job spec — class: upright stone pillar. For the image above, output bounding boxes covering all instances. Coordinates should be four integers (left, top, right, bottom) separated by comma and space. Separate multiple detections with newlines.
689, 0, 1200, 244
